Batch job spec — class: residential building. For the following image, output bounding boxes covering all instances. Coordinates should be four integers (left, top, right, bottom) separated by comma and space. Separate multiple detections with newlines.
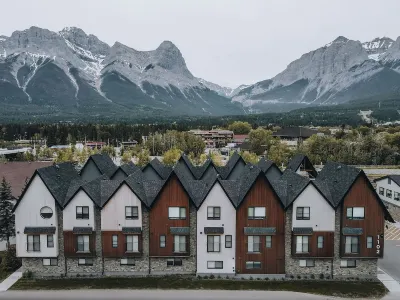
257, 158, 282, 181
110, 162, 140, 180
374, 175, 400, 204
80, 153, 117, 181
285, 154, 318, 178
188, 129, 234, 148
272, 127, 318, 145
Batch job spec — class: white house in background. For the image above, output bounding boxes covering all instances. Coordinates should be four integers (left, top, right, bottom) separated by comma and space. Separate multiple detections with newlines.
196, 180, 236, 275
375, 175, 400, 204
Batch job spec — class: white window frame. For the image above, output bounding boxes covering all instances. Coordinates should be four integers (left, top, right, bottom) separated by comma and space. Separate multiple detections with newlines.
159, 235, 166, 248
296, 207, 310, 220
247, 236, 260, 253
125, 206, 139, 220
27, 235, 40, 252
168, 207, 186, 220
207, 261, 223, 269
225, 235, 232, 248
78, 258, 93, 266
296, 236, 309, 253
126, 235, 139, 252
120, 258, 135, 265
173, 235, 186, 253
248, 207, 266, 220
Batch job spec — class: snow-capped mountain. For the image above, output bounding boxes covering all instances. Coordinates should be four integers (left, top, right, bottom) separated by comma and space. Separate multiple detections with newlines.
0, 26, 243, 117
362, 37, 394, 61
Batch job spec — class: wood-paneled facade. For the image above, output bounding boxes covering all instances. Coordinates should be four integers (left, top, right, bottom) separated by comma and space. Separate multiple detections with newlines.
340, 175, 385, 258
102, 231, 142, 257
236, 176, 285, 274
63, 231, 96, 257
292, 232, 334, 258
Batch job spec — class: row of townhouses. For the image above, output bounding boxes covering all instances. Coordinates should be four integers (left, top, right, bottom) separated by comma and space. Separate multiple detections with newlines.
14, 153, 393, 279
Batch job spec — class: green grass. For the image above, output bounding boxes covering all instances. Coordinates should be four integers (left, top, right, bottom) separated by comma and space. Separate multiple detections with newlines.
11, 276, 387, 298
0, 271, 12, 283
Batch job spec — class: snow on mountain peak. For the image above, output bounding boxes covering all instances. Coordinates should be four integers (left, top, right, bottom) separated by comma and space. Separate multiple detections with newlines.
325, 36, 349, 47
362, 37, 394, 61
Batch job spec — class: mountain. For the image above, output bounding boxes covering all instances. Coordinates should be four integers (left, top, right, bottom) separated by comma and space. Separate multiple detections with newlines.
0, 26, 243, 119
197, 79, 249, 98
232, 36, 400, 112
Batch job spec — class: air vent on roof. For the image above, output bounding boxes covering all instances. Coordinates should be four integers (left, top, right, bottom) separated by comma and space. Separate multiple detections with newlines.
337, 166, 342, 170
55, 165, 60, 170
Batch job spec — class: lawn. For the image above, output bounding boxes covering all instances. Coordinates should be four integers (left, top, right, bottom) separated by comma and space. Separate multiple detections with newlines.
12, 276, 388, 298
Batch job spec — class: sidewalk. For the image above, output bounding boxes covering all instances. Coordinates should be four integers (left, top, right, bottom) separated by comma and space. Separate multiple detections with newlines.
378, 267, 400, 299
0, 268, 22, 292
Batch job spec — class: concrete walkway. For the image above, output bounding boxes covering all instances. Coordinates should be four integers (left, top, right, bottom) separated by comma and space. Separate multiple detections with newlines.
378, 267, 400, 299
0, 268, 23, 292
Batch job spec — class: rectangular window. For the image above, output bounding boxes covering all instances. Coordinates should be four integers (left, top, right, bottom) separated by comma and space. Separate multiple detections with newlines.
341, 259, 356, 268
248, 207, 266, 220
379, 187, 384, 196
120, 258, 135, 265
266, 236, 272, 248
76, 206, 89, 219
299, 259, 315, 267
317, 236, 324, 249
345, 236, 360, 254
77, 235, 90, 252
168, 207, 186, 220
78, 258, 93, 266
159, 235, 166, 248
47, 235, 54, 248
388, 178, 392, 185
207, 235, 221, 252
126, 235, 139, 252
173, 235, 186, 253
245, 261, 261, 269
42, 258, 58, 266
112, 235, 118, 248
346, 207, 365, 220
367, 236, 373, 249
387, 189, 393, 199
296, 236, 309, 253
247, 236, 260, 253
296, 207, 310, 220
207, 206, 221, 220
207, 261, 223, 269
225, 235, 232, 248
395, 192, 400, 201
167, 258, 182, 266
125, 206, 139, 220
27, 235, 40, 252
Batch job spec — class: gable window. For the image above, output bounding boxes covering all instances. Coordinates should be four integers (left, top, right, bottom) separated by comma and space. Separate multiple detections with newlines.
126, 235, 139, 252
387, 189, 393, 199
207, 261, 223, 269
341, 259, 356, 268
296, 207, 310, 220
40, 206, 53, 219
207, 235, 221, 252
225, 235, 232, 248
245, 261, 261, 269
168, 207, 186, 220
160, 235, 166, 248
207, 206, 221, 220
120, 258, 135, 265
77, 235, 90, 252
42, 258, 57, 266
366, 236, 373, 249
248, 207, 266, 220
346, 207, 365, 220
345, 236, 360, 254
78, 258, 93, 266
388, 178, 392, 185
27, 235, 40, 252
112, 235, 118, 248
296, 236, 309, 253
299, 259, 315, 267
173, 235, 187, 253
125, 206, 139, 220
395, 192, 400, 201
47, 235, 54, 248
76, 206, 89, 219
317, 236, 324, 249
379, 187, 384, 196
167, 258, 182, 266
247, 236, 260, 253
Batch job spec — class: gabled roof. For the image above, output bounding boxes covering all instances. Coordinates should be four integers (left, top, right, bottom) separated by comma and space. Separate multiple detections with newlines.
142, 158, 172, 179
257, 158, 282, 175
374, 175, 400, 187
216, 151, 246, 179
111, 162, 140, 178
81, 154, 118, 178
285, 154, 317, 178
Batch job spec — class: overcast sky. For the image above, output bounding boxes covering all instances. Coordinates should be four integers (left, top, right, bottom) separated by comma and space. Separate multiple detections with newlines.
1, 0, 400, 88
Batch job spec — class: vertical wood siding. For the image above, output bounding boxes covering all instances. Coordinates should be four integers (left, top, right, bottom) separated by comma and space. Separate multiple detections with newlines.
102, 231, 142, 257
63, 231, 96, 257
291, 232, 334, 257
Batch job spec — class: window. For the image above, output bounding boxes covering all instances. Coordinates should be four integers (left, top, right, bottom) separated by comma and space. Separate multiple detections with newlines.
248, 207, 266, 220
245, 261, 261, 269
27, 235, 40, 252
296, 207, 310, 220
296, 236, 309, 253
120, 258, 135, 265
207, 206, 221, 220
387, 189, 393, 199
125, 206, 139, 220
317, 236, 324, 249
167, 258, 182, 266
247, 236, 260, 253
367, 236, 373, 249
299, 260, 315, 267
266, 236, 272, 248
78, 258, 93, 266
47, 235, 54, 248
395, 192, 400, 201
379, 187, 384, 196
40, 206, 53, 219
42, 258, 58, 266
341, 260, 356, 268
174, 235, 186, 253
112, 235, 118, 248
225, 235, 232, 248
160, 235, 166, 248
126, 235, 139, 252
345, 236, 360, 254
168, 207, 186, 220
207, 235, 220, 252
77, 235, 90, 252
388, 178, 392, 185
76, 206, 89, 219
207, 261, 223, 269
346, 207, 365, 220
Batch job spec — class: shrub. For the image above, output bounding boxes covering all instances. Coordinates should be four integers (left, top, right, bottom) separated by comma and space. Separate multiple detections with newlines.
209, 274, 215, 279
310, 274, 315, 279
225, 275, 229, 280
22, 270, 33, 279
297, 275, 301, 280
76, 274, 80, 278
0, 248, 21, 273
249, 276, 253, 280
197, 275, 202, 280
217, 275, 221, 279
303, 275, 308, 280
319, 273, 324, 280
265, 277, 269, 281
290, 275, 294, 279
203, 275, 209, 279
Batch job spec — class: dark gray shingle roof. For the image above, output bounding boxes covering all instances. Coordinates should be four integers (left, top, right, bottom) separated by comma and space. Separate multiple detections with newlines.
257, 158, 275, 173
88, 154, 118, 178
147, 158, 172, 179
216, 152, 245, 179
285, 154, 317, 178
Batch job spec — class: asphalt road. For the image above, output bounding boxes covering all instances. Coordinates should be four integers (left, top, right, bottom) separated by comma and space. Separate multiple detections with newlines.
379, 240, 400, 283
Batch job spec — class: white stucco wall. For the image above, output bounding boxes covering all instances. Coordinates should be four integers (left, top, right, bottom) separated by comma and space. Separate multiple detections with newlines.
292, 184, 335, 231
376, 178, 400, 204
63, 190, 95, 230
101, 184, 143, 230
197, 183, 236, 274
15, 175, 59, 257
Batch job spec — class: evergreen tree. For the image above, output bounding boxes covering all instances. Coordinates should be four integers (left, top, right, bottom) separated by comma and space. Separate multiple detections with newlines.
0, 177, 15, 249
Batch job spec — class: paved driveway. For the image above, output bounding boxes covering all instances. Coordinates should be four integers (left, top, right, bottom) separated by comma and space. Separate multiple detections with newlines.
380, 240, 400, 283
